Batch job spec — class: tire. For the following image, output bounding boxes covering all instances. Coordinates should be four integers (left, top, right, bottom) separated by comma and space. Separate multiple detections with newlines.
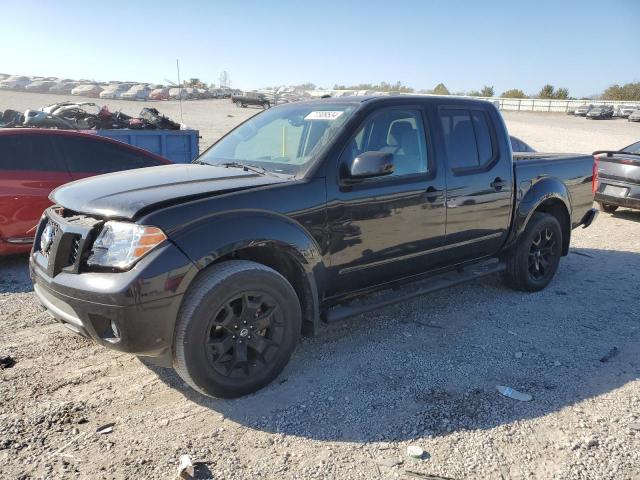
597, 202, 618, 214
173, 260, 301, 398
503, 212, 563, 292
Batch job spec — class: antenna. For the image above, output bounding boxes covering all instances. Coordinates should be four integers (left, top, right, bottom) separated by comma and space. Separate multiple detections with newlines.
176, 59, 184, 124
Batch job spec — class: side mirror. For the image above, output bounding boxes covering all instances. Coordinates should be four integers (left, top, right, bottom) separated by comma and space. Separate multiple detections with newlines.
346, 151, 394, 182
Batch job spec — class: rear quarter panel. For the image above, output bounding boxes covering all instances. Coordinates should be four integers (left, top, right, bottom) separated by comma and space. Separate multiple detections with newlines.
514, 154, 595, 231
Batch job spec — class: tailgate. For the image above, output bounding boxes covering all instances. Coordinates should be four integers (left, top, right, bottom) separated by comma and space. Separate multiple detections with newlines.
597, 155, 640, 186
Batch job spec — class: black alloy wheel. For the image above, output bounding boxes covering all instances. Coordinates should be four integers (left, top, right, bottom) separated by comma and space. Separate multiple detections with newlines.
206, 292, 284, 379
173, 260, 301, 398
527, 226, 557, 281
503, 212, 563, 292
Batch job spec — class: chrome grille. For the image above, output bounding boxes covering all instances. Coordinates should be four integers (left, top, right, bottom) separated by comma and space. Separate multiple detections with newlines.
36, 208, 102, 277
68, 237, 81, 265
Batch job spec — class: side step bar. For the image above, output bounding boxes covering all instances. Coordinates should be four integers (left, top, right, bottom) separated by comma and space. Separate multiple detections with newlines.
324, 260, 507, 323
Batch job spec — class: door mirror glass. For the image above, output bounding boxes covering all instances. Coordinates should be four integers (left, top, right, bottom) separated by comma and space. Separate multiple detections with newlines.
347, 151, 394, 181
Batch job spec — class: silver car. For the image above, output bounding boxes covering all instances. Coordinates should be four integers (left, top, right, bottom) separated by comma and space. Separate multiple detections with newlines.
615, 105, 639, 118
628, 110, 640, 122
574, 104, 593, 116
594, 141, 640, 212
121, 84, 150, 100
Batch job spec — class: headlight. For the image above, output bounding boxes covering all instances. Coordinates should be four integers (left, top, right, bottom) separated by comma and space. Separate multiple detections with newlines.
87, 221, 167, 270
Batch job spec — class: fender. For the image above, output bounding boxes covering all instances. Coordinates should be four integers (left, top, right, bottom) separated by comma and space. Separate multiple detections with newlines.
169, 210, 325, 333
510, 176, 572, 252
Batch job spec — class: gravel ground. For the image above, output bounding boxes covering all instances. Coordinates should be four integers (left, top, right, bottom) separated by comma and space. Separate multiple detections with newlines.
1, 91, 640, 479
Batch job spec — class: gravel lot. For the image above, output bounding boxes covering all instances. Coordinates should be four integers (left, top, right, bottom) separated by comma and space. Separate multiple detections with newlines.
1, 91, 639, 479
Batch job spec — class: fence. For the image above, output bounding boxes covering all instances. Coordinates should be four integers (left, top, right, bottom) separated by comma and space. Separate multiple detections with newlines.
424, 95, 636, 113
309, 90, 637, 113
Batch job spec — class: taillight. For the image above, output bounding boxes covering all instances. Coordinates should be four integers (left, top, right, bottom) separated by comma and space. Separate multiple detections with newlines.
592, 155, 599, 194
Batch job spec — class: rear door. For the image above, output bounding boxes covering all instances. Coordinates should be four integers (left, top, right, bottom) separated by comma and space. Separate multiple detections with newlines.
437, 105, 513, 261
52, 135, 164, 181
0, 134, 72, 244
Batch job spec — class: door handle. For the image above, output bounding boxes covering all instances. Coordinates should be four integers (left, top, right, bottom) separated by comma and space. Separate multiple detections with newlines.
490, 177, 506, 191
425, 186, 441, 203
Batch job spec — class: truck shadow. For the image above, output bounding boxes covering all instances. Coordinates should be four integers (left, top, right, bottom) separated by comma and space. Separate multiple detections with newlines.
0, 254, 33, 294
610, 209, 640, 223
136, 247, 640, 442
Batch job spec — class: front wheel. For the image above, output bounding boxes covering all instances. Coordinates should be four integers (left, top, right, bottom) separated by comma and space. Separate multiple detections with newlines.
503, 212, 563, 292
597, 202, 618, 213
173, 260, 301, 398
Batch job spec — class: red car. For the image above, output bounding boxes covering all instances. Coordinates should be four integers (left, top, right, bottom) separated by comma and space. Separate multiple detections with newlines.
149, 88, 170, 100
0, 129, 171, 255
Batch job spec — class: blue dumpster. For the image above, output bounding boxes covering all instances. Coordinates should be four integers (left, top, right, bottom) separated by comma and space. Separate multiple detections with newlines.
95, 129, 200, 164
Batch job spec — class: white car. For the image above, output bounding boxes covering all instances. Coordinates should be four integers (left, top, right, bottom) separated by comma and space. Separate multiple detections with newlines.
0, 75, 31, 90
121, 84, 150, 100
71, 84, 103, 98
25, 80, 57, 92
100, 84, 131, 99
49, 81, 78, 94
169, 87, 189, 100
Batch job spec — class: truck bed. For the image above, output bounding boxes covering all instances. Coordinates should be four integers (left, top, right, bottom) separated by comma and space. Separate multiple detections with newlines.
514, 152, 595, 229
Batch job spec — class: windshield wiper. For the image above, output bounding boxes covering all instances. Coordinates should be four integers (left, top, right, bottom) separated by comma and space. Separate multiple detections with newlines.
219, 162, 268, 175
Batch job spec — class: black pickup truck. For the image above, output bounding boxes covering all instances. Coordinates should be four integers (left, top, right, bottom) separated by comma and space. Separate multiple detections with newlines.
30, 96, 597, 398
231, 92, 270, 109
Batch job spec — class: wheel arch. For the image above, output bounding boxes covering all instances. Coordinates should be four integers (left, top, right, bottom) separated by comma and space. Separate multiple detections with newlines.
171, 212, 324, 336
516, 177, 572, 256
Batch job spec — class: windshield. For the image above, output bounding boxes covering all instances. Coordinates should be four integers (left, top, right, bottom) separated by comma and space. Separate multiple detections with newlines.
621, 141, 640, 154
198, 102, 357, 175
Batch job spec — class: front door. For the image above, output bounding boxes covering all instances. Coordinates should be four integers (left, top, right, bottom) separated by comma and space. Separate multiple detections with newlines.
325, 106, 447, 298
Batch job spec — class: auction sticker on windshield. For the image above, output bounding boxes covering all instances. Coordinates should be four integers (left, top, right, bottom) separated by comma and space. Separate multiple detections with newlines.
304, 111, 344, 121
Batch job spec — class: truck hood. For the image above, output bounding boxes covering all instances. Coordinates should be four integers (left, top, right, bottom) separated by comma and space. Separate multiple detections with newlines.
50, 164, 290, 220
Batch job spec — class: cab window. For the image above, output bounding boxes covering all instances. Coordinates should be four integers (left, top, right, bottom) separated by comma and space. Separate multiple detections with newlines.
341, 108, 428, 177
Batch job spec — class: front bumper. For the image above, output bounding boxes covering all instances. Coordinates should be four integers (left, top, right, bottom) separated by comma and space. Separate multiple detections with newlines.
29, 211, 199, 366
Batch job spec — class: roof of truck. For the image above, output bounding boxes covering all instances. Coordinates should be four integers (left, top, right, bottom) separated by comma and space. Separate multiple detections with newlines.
298, 95, 496, 108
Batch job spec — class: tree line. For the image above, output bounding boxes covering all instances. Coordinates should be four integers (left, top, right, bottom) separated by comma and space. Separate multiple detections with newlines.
326, 81, 640, 101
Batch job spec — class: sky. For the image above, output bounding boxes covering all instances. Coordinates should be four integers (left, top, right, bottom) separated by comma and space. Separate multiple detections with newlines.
2, 0, 639, 97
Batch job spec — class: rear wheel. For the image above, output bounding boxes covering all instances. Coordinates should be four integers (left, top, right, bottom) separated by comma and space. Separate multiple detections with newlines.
173, 260, 301, 398
597, 202, 618, 214
503, 212, 563, 292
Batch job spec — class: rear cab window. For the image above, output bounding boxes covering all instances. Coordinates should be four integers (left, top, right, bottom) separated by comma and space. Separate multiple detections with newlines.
439, 107, 497, 172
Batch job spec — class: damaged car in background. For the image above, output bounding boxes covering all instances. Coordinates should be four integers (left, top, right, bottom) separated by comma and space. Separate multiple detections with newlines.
586, 105, 614, 120
594, 140, 640, 213
0, 129, 171, 256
